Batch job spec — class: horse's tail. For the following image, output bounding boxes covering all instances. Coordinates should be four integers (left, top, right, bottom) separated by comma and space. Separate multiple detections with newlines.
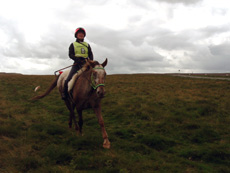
32, 75, 60, 100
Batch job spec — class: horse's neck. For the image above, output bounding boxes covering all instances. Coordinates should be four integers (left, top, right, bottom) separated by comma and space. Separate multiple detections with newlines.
76, 69, 92, 93
82, 69, 92, 84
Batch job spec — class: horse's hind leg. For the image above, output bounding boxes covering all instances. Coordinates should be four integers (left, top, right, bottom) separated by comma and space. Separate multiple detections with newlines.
69, 114, 72, 128
72, 110, 80, 134
77, 110, 83, 135
64, 100, 73, 128
70, 107, 80, 134
65, 100, 79, 131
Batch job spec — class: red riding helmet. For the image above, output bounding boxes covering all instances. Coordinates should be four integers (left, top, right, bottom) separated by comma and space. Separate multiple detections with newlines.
75, 27, 86, 38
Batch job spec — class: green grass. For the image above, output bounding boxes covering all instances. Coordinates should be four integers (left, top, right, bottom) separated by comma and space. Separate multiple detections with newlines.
0, 74, 230, 172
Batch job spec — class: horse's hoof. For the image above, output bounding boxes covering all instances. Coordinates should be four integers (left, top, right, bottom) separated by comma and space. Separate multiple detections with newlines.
103, 140, 111, 149
103, 143, 111, 149
76, 130, 81, 136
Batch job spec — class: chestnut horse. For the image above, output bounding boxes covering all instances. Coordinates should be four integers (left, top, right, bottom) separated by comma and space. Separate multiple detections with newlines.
33, 59, 110, 149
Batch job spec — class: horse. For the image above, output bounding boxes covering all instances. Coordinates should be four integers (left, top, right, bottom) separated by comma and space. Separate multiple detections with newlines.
32, 59, 110, 149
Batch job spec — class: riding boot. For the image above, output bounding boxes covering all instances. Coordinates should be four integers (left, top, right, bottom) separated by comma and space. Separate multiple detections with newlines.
62, 80, 69, 100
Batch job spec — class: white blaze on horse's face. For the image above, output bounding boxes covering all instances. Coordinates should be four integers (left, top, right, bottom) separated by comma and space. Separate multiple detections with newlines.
93, 65, 106, 98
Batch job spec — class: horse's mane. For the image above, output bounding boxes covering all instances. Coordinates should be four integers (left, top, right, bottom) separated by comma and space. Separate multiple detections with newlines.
83, 60, 100, 71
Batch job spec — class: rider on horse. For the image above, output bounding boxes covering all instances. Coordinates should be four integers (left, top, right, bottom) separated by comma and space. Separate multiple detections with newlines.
62, 27, 94, 100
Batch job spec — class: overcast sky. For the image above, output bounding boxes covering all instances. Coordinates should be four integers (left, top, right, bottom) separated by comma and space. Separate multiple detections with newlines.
0, 0, 230, 74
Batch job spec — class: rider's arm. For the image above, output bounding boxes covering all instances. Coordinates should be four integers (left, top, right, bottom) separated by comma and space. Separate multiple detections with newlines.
68, 43, 77, 61
88, 44, 94, 60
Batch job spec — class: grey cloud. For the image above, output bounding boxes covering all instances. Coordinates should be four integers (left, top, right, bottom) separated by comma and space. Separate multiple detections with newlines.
155, 0, 202, 5
129, 55, 163, 62
0, 20, 31, 58
200, 24, 230, 37
82, 19, 230, 74
146, 29, 196, 51
38, 26, 71, 59
130, 0, 156, 9
121, 57, 172, 74
118, 41, 164, 62
155, 33, 192, 50
1, 0, 229, 75
209, 42, 230, 57
128, 15, 143, 24
1, 17, 71, 60
87, 26, 122, 48
83, 24, 169, 74
1, 6, 175, 74
82, 0, 108, 5
178, 41, 230, 72
54, 4, 87, 24
212, 8, 228, 16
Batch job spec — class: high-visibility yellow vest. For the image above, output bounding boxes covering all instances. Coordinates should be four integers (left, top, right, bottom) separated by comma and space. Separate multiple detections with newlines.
73, 42, 89, 58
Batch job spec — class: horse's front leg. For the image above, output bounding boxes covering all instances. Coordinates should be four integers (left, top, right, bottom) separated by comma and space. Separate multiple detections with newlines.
94, 105, 110, 149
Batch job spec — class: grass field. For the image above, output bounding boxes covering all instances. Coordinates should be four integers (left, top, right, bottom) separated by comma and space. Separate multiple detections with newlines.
0, 73, 230, 172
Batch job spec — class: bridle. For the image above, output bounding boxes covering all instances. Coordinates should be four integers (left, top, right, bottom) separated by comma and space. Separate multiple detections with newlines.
91, 67, 105, 90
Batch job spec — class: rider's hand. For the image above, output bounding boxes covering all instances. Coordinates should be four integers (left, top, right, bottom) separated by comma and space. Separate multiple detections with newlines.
79, 57, 85, 61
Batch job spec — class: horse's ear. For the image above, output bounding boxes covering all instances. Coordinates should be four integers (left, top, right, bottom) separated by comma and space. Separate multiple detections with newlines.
102, 58, 108, 67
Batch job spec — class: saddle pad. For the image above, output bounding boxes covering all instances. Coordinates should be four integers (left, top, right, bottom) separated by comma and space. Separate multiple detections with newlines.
68, 65, 88, 92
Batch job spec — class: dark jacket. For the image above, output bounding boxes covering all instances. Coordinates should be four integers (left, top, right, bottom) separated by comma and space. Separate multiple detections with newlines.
68, 39, 94, 64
